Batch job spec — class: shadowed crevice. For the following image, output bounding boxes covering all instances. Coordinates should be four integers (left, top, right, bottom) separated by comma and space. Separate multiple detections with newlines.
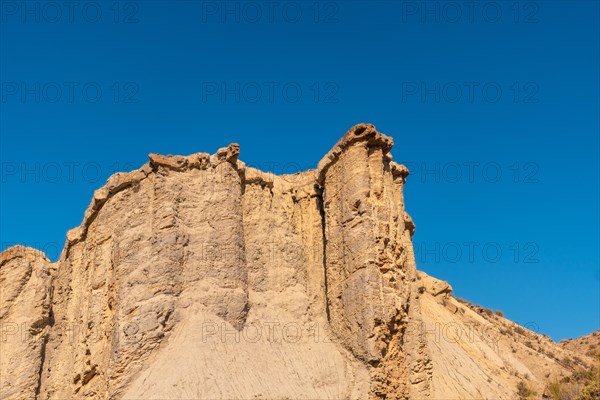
316, 184, 330, 323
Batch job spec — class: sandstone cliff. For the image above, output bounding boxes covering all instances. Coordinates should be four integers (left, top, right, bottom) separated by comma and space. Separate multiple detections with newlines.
0, 124, 594, 399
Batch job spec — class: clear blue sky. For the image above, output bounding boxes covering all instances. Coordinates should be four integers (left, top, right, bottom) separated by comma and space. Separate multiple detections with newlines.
1, 1, 598, 341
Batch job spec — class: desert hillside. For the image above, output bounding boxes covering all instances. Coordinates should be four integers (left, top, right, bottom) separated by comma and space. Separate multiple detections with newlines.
560, 330, 600, 360
0, 124, 596, 400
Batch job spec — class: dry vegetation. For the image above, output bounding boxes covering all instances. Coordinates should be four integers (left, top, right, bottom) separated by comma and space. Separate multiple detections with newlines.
539, 363, 600, 400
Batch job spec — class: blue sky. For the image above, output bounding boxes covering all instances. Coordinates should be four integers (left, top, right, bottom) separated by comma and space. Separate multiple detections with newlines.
0, 1, 598, 341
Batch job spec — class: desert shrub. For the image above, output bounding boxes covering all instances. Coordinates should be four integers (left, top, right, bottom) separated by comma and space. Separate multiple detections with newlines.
572, 367, 596, 383
525, 341, 534, 349
517, 381, 535, 400
585, 349, 600, 358
547, 378, 564, 400
552, 362, 600, 400
563, 356, 573, 367
514, 326, 526, 335
575, 379, 600, 400
495, 310, 504, 317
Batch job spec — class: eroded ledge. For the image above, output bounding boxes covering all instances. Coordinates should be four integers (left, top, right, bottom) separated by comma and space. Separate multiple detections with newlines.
391, 161, 410, 181
62, 143, 243, 259
148, 143, 240, 171
316, 123, 395, 185
0, 245, 50, 268
55, 125, 410, 261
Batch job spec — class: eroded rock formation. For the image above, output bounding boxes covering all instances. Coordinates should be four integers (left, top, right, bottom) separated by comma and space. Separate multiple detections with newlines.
0, 124, 593, 399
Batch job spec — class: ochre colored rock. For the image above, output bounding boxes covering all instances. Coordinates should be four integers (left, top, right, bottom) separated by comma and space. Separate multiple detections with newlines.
1, 246, 52, 400
0, 124, 591, 400
417, 271, 453, 297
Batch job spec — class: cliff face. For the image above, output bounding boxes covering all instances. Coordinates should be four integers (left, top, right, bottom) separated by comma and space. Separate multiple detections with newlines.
0, 247, 52, 399
0, 124, 593, 400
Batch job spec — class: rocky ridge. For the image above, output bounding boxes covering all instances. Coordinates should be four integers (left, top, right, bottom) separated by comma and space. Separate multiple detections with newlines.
0, 124, 594, 399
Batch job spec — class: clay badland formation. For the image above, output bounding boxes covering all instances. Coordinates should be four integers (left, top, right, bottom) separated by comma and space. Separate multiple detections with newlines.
1, 124, 597, 399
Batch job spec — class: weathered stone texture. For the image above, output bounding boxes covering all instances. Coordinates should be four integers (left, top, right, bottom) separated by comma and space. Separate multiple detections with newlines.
1, 124, 589, 400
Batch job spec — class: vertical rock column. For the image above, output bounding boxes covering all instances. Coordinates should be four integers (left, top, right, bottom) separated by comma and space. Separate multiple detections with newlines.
38, 144, 250, 399
0, 247, 53, 400
317, 124, 406, 363
175, 145, 249, 330
317, 124, 429, 399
